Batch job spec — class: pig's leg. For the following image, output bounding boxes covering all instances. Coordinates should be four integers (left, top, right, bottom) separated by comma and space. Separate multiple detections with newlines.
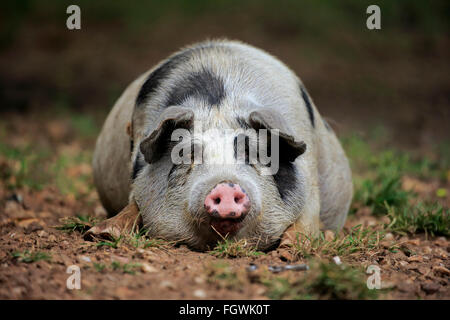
84, 201, 141, 240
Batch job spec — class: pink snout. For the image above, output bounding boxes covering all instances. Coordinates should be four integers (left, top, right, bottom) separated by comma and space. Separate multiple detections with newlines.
204, 183, 250, 220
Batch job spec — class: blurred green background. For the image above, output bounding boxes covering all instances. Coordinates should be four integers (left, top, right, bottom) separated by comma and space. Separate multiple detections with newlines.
0, 0, 449, 148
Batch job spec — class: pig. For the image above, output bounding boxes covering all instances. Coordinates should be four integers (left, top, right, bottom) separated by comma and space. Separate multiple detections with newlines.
86, 39, 353, 251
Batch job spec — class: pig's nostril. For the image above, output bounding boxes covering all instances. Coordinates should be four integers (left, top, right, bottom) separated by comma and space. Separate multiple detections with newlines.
234, 196, 242, 203
214, 198, 221, 204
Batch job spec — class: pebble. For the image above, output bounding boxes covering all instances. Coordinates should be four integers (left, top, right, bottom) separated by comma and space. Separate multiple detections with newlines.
194, 276, 205, 284
408, 255, 423, 263
384, 233, 394, 241
381, 281, 395, 289
111, 255, 129, 264
332, 256, 342, 265
406, 239, 420, 246
193, 289, 207, 298
37, 230, 48, 238
160, 280, 176, 290
141, 263, 158, 273
80, 256, 91, 263
433, 265, 450, 276
246, 264, 258, 272
399, 261, 409, 267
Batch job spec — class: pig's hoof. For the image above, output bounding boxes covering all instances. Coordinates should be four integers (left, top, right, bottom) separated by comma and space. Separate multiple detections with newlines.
84, 222, 122, 241
83, 202, 141, 241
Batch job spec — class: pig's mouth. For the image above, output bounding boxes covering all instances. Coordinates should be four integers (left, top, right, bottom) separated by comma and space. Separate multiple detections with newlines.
209, 216, 245, 237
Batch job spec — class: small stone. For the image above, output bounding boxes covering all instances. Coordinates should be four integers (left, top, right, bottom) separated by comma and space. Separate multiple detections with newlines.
141, 263, 157, 273
381, 281, 396, 289
160, 280, 175, 290
399, 261, 409, 267
384, 233, 394, 241
332, 256, 342, 265
80, 256, 91, 263
193, 289, 207, 298
433, 265, 450, 276
421, 283, 440, 295
246, 263, 258, 272
406, 239, 421, 246
48, 235, 57, 242
194, 276, 205, 284
37, 230, 48, 238
408, 255, 423, 263
17, 218, 40, 228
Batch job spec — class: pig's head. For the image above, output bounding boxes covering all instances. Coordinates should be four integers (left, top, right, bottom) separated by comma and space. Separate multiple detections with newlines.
133, 106, 307, 251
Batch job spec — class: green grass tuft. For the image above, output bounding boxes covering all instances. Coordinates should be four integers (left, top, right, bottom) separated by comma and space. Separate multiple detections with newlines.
355, 175, 410, 216
56, 215, 97, 233
96, 235, 123, 249
210, 238, 265, 258
206, 261, 243, 290
386, 202, 450, 237
12, 250, 51, 263
289, 225, 386, 260
93, 262, 107, 272
263, 260, 378, 300
111, 261, 141, 274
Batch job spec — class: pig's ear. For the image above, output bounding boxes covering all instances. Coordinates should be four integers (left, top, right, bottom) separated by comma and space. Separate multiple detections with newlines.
140, 106, 194, 163
249, 109, 306, 162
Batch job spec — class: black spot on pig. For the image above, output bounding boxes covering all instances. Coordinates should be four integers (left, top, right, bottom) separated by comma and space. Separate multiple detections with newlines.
273, 162, 297, 200
165, 68, 225, 107
300, 86, 315, 128
131, 153, 146, 180
272, 137, 303, 200
136, 42, 228, 107
136, 53, 191, 106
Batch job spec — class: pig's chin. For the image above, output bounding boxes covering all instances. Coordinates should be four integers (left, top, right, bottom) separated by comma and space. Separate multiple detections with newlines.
210, 218, 243, 237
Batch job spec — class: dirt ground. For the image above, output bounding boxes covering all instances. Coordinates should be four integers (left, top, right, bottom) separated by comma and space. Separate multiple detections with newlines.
0, 1, 449, 300
0, 187, 448, 300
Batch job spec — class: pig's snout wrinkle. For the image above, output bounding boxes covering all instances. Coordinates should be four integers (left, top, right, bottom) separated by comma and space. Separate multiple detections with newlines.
204, 183, 250, 220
